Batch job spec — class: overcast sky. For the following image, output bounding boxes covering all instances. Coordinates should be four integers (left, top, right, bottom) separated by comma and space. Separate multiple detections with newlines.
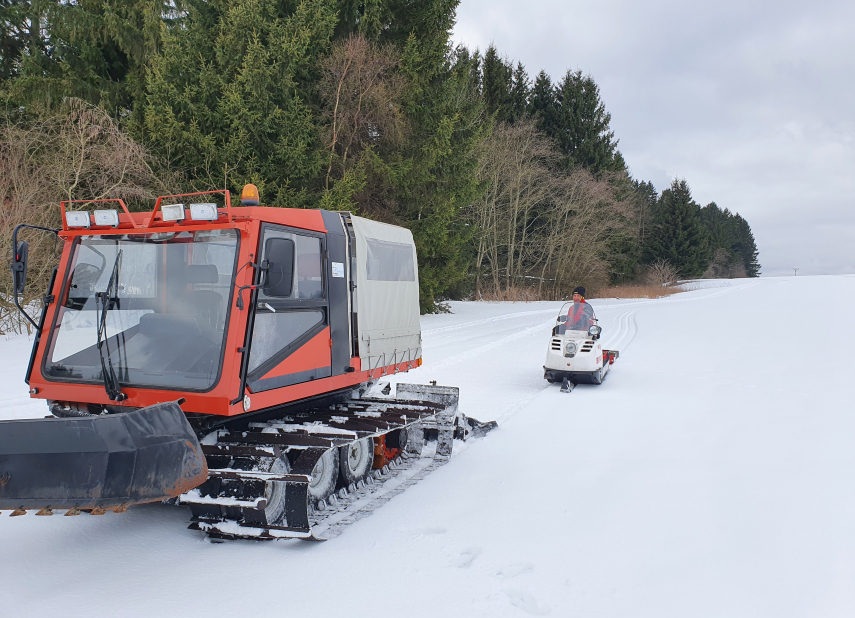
453, 0, 855, 276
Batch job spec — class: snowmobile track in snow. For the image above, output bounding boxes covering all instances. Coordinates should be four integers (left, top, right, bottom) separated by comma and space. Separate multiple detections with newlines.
603, 310, 639, 354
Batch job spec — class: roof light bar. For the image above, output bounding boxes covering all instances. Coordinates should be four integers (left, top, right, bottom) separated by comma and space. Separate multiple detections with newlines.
65, 211, 91, 229
93, 209, 119, 227
161, 203, 185, 222
190, 203, 219, 221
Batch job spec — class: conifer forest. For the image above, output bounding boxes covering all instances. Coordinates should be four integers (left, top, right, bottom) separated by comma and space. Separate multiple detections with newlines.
0, 0, 760, 314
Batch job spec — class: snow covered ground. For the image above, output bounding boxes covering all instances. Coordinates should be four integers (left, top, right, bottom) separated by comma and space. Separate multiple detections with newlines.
3, 275, 855, 617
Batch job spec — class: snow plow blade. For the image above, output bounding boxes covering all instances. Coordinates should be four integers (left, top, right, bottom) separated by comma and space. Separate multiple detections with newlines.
0, 402, 207, 513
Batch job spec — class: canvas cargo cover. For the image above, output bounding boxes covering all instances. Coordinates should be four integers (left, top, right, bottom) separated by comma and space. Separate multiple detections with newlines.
350, 216, 421, 372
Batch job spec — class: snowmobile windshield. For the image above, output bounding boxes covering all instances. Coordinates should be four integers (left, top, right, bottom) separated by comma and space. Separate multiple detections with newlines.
43, 229, 239, 392
562, 302, 596, 332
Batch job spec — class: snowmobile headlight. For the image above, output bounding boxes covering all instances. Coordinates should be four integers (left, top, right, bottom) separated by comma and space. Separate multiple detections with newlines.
588, 325, 601, 337
65, 211, 91, 228
564, 341, 578, 356
161, 203, 186, 222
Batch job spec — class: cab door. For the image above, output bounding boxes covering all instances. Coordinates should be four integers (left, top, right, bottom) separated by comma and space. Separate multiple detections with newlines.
245, 225, 331, 393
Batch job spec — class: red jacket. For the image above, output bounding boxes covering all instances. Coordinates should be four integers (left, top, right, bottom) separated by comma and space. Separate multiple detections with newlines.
567, 301, 594, 330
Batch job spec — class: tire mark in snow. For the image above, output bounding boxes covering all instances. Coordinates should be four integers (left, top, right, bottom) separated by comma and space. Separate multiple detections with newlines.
422, 308, 558, 337
425, 319, 554, 371
492, 383, 552, 426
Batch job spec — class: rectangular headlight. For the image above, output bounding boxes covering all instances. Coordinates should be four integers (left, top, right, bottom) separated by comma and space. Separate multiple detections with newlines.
190, 203, 219, 221
65, 211, 91, 228
93, 209, 119, 227
161, 203, 185, 222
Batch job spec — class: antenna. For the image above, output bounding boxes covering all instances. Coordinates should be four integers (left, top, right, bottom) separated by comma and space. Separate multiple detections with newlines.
792, 268, 799, 276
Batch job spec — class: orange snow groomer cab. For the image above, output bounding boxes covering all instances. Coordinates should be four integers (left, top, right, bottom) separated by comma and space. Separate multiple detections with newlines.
1, 188, 434, 527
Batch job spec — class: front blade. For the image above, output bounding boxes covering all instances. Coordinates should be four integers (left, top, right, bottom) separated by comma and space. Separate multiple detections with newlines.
0, 401, 207, 511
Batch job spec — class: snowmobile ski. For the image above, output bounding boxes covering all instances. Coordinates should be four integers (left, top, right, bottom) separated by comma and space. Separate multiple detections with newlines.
560, 378, 575, 393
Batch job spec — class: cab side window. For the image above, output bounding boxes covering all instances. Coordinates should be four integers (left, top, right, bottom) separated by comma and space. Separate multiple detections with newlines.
248, 227, 326, 377
257, 231, 323, 301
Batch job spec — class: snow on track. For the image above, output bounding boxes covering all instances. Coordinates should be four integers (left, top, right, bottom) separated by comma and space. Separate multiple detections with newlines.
3, 276, 855, 617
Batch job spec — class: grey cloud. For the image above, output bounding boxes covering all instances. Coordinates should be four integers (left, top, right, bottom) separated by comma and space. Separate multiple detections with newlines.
453, 0, 855, 276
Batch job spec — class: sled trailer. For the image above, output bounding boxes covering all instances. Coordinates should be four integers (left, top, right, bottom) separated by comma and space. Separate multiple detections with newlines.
2, 188, 494, 539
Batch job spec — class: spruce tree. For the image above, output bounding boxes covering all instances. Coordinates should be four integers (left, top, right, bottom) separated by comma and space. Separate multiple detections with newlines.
482, 44, 512, 122
508, 61, 530, 123
529, 70, 556, 136
392, 8, 486, 310
732, 215, 761, 276
553, 69, 622, 174
646, 179, 711, 277
141, 0, 337, 205
0, 0, 29, 81
699, 202, 761, 277
5, 0, 171, 116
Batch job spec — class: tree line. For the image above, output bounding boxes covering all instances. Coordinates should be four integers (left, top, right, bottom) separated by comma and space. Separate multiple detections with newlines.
0, 0, 759, 318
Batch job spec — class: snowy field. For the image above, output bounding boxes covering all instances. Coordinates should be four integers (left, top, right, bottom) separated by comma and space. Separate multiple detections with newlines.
3, 275, 855, 617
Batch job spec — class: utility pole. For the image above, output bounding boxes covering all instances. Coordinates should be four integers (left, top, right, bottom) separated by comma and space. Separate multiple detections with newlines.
793, 268, 799, 276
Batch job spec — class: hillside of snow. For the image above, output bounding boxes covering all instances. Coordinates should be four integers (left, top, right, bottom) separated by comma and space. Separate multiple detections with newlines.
2, 275, 855, 617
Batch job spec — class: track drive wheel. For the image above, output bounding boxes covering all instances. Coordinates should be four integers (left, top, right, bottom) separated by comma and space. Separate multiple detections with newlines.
339, 437, 374, 486
309, 448, 339, 504
263, 456, 291, 525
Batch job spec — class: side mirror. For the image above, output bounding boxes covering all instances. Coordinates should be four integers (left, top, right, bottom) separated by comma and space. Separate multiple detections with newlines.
261, 237, 294, 297
557, 315, 567, 323
11, 240, 28, 294
588, 324, 602, 337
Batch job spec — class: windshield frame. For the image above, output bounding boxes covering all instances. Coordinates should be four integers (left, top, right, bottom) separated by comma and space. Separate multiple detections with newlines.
40, 229, 241, 394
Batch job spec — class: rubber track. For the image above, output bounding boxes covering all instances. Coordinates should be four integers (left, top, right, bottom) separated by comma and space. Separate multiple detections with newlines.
181, 393, 458, 541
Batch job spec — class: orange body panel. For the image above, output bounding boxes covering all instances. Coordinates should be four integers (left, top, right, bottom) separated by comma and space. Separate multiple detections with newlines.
261, 327, 331, 381
28, 203, 419, 418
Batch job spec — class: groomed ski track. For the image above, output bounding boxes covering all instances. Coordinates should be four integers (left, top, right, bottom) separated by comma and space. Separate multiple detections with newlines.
3, 275, 855, 617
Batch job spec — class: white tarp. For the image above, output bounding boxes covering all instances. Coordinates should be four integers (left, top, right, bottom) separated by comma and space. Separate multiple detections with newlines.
350, 215, 422, 372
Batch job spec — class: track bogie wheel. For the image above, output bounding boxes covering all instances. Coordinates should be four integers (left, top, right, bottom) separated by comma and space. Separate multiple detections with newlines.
339, 437, 374, 486
308, 448, 339, 504
263, 456, 291, 525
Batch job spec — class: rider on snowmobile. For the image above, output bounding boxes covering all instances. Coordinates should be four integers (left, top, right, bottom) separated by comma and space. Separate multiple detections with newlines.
567, 286, 595, 330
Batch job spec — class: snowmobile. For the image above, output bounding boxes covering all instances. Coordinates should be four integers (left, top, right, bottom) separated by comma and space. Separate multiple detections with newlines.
1, 187, 495, 540
543, 301, 618, 392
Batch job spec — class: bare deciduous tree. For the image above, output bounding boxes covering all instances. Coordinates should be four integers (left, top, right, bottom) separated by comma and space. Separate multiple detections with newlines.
318, 34, 407, 191
0, 99, 170, 333
646, 258, 679, 287
467, 120, 633, 300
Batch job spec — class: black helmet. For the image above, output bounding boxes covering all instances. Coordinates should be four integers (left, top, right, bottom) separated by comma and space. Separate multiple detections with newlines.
573, 286, 585, 297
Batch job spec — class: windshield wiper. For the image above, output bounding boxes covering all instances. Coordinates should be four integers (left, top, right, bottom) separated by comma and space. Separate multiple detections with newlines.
95, 251, 126, 402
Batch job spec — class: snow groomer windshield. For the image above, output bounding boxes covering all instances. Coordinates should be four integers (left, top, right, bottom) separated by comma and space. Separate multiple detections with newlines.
43, 229, 238, 391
